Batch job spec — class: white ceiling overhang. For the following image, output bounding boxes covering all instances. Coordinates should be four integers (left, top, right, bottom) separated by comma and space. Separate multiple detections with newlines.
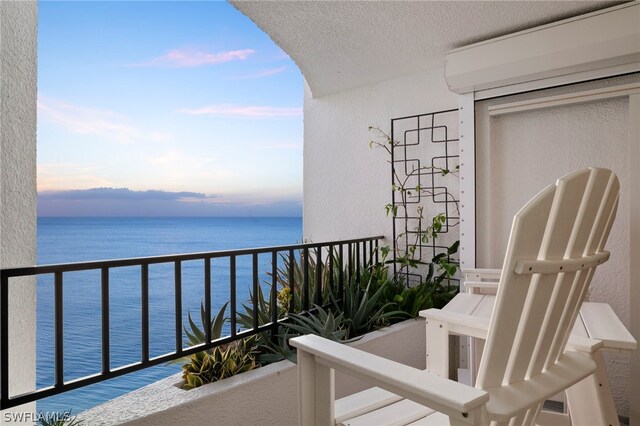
231, 1, 627, 97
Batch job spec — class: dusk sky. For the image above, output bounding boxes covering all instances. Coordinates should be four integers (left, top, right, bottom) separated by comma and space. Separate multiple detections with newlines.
37, 1, 303, 216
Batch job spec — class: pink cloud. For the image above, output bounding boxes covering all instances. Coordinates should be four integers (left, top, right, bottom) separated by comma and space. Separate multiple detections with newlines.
229, 66, 287, 80
38, 97, 172, 143
38, 97, 137, 141
271, 143, 302, 150
37, 163, 114, 192
133, 48, 255, 68
179, 104, 302, 118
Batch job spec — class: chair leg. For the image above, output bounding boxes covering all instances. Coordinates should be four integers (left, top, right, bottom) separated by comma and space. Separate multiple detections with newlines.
298, 349, 335, 426
426, 318, 450, 377
522, 402, 543, 426
565, 351, 619, 426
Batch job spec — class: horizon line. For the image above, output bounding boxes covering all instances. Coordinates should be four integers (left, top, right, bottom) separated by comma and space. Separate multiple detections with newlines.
37, 215, 303, 219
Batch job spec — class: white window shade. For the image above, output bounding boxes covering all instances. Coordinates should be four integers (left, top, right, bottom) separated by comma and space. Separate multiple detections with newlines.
445, 2, 640, 95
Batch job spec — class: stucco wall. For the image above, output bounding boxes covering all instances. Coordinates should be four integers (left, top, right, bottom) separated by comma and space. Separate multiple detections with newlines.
303, 67, 458, 244
0, 0, 38, 420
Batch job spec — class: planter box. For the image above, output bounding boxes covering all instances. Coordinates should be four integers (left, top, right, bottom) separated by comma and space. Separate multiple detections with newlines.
78, 318, 426, 426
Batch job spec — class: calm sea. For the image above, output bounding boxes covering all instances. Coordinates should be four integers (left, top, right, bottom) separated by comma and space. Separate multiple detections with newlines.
36, 217, 302, 414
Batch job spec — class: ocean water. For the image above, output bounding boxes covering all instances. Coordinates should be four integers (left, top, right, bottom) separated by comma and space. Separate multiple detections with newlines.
35, 217, 302, 414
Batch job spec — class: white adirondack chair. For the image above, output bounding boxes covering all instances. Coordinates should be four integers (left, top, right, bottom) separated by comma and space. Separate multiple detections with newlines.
291, 167, 620, 425
449, 269, 636, 426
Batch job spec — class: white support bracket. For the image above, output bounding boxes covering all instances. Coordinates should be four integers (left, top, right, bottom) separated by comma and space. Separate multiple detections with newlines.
459, 93, 476, 271
458, 92, 476, 380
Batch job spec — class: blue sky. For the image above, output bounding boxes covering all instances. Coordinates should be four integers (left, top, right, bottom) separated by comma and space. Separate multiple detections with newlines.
37, 1, 303, 216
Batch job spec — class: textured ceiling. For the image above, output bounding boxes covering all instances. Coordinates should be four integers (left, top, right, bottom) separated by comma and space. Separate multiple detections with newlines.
231, 1, 627, 97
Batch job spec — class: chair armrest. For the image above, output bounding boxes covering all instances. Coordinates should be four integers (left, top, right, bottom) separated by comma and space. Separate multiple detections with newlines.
420, 308, 603, 353
463, 269, 501, 294
463, 269, 592, 299
290, 334, 489, 423
566, 335, 604, 353
580, 302, 638, 351
420, 309, 490, 339
463, 268, 502, 280
464, 281, 499, 292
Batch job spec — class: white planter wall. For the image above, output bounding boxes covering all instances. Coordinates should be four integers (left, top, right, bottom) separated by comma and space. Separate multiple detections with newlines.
78, 319, 426, 426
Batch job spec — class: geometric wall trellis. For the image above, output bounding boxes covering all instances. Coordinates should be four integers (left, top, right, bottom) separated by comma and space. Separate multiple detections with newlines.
390, 109, 460, 286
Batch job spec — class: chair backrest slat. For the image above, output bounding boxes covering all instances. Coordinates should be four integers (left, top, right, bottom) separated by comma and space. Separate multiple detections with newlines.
527, 169, 604, 376
549, 171, 619, 367
544, 169, 615, 368
475, 168, 619, 390
550, 172, 620, 367
476, 184, 555, 388
503, 170, 591, 384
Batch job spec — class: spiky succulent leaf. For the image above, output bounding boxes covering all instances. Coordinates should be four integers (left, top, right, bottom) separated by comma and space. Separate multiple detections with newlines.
283, 305, 358, 343
180, 338, 258, 390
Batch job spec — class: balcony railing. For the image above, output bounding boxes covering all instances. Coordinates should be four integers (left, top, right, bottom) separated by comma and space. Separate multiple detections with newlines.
0, 236, 383, 410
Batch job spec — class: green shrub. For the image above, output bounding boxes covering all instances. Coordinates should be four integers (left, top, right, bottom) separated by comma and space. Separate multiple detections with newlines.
374, 241, 460, 318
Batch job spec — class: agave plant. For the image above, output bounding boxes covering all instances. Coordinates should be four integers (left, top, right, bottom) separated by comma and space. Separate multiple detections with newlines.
184, 301, 229, 346
167, 301, 229, 367
282, 305, 358, 343
333, 266, 408, 336
237, 285, 280, 332
260, 305, 364, 364
256, 328, 297, 364
39, 411, 82, 426
270, 246, 349, 313
181, 337, 258, 390
235, 285, 286, 360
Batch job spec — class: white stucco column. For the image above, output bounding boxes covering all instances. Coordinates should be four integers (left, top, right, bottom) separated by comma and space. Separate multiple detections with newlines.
0, 0, 38, 421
